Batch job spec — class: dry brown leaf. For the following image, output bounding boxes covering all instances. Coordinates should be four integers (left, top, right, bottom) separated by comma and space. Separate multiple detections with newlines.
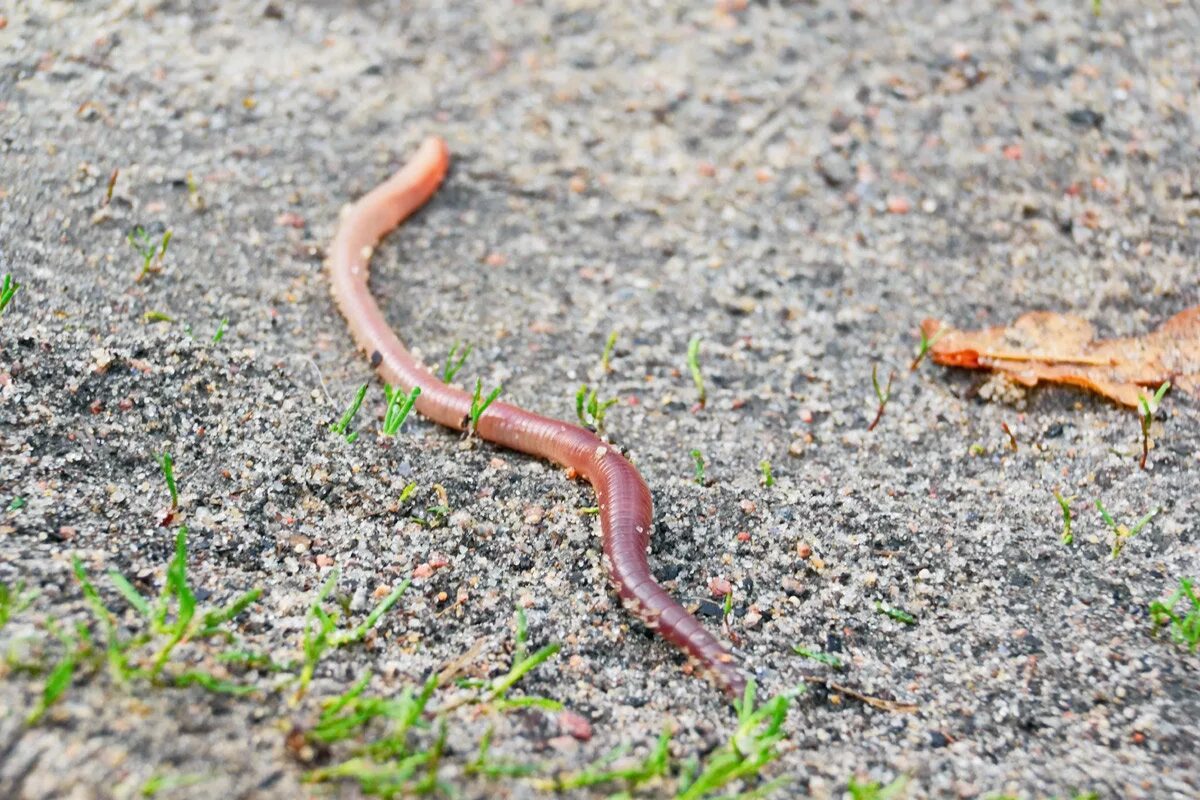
921, 306, 1200, 407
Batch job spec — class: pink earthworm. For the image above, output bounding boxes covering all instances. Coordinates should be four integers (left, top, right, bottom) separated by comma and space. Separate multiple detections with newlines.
328, 136, 745, 696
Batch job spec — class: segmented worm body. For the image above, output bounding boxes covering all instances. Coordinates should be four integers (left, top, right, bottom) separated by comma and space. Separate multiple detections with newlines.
328, 137, 745, 696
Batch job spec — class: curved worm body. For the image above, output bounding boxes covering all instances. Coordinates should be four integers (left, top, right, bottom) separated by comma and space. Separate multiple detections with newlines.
328, 137, 745, 696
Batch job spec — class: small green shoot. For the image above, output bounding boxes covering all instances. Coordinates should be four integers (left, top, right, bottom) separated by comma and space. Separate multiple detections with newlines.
875, 601, 916, 625
308, 609, 561, 797
141, 772, 208, 797
1148, 577, 1200, 651
792, 645, 843, 670
24, 532, 263, 725
442, 341, 472, 383
217, 649, 296, 673
1054, 490, 1075, 545
158, 451, 178, 508
212, 318, 228, 343
675, 679, 800, 800
867, 365, 895, 432
1091, 0, 1101, 16
540, 730, 672, 792
690, 449, 706, 485
759, 459, 775, 488
294, 572, 410, 702
128, 225, 172, 281
410, 505, 450, 529
398, 482, 418, 505
576, 385, 618, 432
0, 273, 21, 314
0, 580, 35, 632
143, 311, 174, 324
7, 496, 24, 511
26, 624, 83, 724
185, 171, 206, 212
847, 774, 910, 800
331, 383, 368, 443
174, 670, 255, 695
910, 325, 944, 370
1095, 500, 1158, 559
1136, 381, 1170, 470
466, 727, 540, 779
722, 589, 734, 620
687, 336, 706, 409
601, 330, 618, 372
469, 378, 503, 432
382, 385, 421, 436
536, 679, 802, 796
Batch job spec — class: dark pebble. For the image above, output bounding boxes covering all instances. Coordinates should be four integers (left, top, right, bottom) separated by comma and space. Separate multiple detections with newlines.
1065, 108, 1104, 129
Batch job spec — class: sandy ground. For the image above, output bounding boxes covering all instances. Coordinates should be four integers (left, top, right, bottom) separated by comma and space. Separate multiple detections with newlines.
1, 1, 1198, 798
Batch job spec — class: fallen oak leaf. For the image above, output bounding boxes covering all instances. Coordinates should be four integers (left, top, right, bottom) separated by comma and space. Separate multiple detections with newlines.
921, 306, 1200, 408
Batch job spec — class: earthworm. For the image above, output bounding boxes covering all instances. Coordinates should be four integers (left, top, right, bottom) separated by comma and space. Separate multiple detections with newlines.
328, 136, 745, 697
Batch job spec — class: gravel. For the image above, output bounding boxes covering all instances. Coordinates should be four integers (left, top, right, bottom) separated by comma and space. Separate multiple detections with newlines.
1, 2, 1197, 798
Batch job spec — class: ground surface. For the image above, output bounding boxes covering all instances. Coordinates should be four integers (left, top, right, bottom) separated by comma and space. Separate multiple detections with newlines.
1, 1, 1198, 799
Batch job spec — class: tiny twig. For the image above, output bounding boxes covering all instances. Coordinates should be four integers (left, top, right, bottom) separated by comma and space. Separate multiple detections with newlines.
104, 168, 119, 206
801, 675, 918, 713
867, 365, 895, 432
1001, 421, 1018, 451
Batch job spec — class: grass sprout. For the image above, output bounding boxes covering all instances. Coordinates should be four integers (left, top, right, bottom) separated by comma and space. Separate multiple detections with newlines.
687, 336, 706, 409
140, 772, 208, 797
469, 378, 503, 432
690, 449, 706, 485
1054, 490, 1075, 545
212, 318, 228, 343
0, 580, 35, 632
1, 273, 22, 314
129, 225, 172, 281
1137, 381, 1170, 470
875, 601, 916, 626
540, 730, 672, 792
759, 460, 775, 488
792, 645, 843, 670
442, 341, 472, 383
601, 330, 618, 372
1095, 500, 1158, 559
467, 727, 540, 779
867, 365, 895, 432
26, 530, 262, 724
26, 622, 85, 724
307, 608, 561, 797
331, 383, 369, 443
576, 385, 618, 432
538, 679, 801, 798
1148, 577, 1199, 651
382, 385, 421, 436
158, 451, 178, 508
847, 774, 910, 800
294, 572, 409, 702
910, 326, 944, 370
